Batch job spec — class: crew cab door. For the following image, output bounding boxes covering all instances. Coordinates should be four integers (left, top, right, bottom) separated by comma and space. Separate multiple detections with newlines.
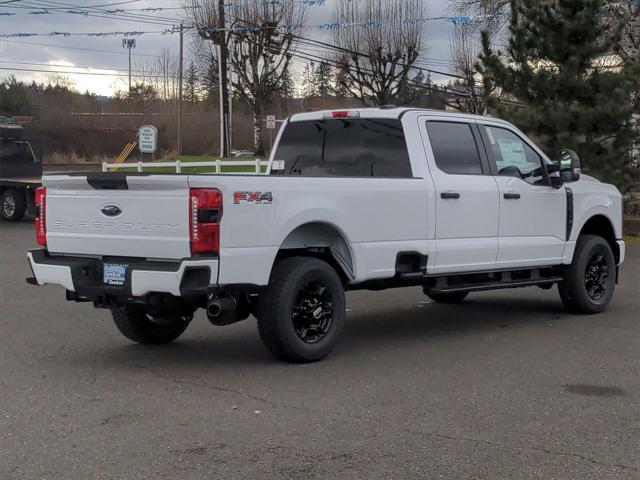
421, 117, 499, 274
477, 123, 566, 267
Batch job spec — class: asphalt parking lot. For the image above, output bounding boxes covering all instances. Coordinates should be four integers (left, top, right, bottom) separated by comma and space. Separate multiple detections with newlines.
1, 220, 638, 480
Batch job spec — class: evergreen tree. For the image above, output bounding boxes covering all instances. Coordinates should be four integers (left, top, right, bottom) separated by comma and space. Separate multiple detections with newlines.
477, 0, 638, 190
333, 65, 350, 98
395, 71, 444, 108
0, 76, 32, 116
184, 61, 199, 103
302, 62, 317, 98
201, 55, 219, 102
128, 82, 159, 103
314, 61, 333, 97
279, 65, 295, 99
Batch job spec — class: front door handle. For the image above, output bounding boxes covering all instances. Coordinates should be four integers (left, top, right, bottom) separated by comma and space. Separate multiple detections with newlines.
441, 192, 461, 199
503, 193, 521, 200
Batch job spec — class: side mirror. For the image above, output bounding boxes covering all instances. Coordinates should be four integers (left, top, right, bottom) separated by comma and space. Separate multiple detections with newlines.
558, 149, 581, 183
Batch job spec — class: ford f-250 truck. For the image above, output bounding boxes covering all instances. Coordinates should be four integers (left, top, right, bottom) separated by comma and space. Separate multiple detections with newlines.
26, 108, 625, 363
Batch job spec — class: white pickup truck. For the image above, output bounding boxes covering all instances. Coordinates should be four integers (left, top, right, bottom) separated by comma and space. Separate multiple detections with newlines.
27, 108, 625, 362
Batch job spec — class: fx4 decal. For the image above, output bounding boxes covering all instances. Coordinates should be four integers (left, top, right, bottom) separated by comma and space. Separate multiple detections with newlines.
234, 191, 273, 204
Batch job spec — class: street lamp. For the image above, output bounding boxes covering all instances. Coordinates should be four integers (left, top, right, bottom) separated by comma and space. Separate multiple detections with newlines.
122, 38, 137, 94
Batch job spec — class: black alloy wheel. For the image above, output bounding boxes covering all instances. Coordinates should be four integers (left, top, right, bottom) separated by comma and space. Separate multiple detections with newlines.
584, 253, 610, 301
292, 281, 335, 344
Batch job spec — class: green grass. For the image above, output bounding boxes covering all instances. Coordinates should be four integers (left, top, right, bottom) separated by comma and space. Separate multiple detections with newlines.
138, 155, 268, 174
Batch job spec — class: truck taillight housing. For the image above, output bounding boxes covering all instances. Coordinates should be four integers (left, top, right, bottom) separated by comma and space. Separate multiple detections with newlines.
323, 110, 360, 119
189, 188, 222, 254
35, 187, 47, 246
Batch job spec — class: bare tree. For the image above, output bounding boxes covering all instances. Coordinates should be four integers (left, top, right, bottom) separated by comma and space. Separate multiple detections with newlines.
446, 0, 512, 114
451, 0, 510, 33
331, 0, 424, 106
448, 17, 496, 114
133, 48, 180, 103
156, 47, 180, 102
185, 0, 306, 153
602, 0, 640, 61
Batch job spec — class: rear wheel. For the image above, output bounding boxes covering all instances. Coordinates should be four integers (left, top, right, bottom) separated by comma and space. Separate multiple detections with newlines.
1, 189, 26, 222
257, 257, 345, 363
558, 235, 616, 314
111, 306, 192, 344
425, 290, 469, 304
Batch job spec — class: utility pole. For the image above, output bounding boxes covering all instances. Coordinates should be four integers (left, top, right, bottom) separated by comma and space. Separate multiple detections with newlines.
177, 22, 184, 156
122, 38, 136, 94
228, 34, 233, 152
197, 1, 231, 158
217, 0, 230, 158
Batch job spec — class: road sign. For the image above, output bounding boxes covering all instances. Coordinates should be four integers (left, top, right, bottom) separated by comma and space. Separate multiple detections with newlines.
266, 115, 277, 130
138, 125, 158, 154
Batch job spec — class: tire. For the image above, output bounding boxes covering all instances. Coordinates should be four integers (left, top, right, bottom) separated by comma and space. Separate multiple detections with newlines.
111, 306, 192, 345
558, 235, 616, 314
425, 290, 469, 304
257, 257, 345, 363
1, 189, 27, 222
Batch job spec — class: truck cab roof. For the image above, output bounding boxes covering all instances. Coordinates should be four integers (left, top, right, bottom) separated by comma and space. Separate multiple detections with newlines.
289, 107, 511, 126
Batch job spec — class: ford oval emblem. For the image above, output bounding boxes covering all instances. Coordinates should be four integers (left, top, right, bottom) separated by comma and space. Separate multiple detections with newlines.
101, 205, 123, 218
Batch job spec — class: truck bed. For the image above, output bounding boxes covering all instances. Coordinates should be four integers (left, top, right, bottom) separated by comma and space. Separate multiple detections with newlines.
0, 177, 42, 187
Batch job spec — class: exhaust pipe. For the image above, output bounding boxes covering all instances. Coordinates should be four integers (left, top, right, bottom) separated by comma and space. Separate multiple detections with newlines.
206, 294, 238, 326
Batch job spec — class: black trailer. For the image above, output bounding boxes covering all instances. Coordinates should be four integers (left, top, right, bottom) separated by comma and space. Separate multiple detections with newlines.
0, 123, 42, 222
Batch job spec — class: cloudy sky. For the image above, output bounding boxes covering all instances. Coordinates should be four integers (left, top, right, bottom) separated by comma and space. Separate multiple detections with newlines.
0, 0, 458, 96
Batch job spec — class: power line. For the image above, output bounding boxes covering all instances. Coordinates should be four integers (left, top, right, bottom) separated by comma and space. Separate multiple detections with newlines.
0, 65, 180, 79
288, 47, 519, 107
0, 29, 176, 38
9, 0, 182, 25
2, 59, 134, 72
2, 0, 142, 9
2, 5, 188, 14
293, 35, 466, 80
0, 39, 158, 57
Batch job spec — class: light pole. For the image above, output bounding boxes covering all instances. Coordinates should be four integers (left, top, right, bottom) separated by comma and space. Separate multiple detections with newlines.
122, 38, 136, 94
178, 22, 184, 156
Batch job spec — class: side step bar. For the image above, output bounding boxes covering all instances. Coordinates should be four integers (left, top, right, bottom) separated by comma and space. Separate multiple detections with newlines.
427, 267, 564, 294
429, 276, 563, 294
356, 265, 564, 293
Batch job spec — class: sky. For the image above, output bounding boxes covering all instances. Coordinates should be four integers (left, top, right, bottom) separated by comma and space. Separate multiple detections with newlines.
0, 0, 458, 96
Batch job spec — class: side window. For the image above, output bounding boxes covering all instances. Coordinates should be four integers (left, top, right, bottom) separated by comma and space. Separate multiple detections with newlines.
426, 121, 483, 175
482, 126, 545, 185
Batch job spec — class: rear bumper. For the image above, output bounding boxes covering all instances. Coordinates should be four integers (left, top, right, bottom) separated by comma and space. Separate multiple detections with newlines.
27, 249, 219, 300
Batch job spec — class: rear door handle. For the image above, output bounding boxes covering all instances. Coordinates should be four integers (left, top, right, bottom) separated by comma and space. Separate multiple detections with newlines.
441, 192, 461, 199
503, 193, 521, 200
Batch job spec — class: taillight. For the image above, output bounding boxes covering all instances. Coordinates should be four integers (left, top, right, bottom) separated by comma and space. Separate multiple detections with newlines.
35, 187, 47, 246
323, 110, 360, 119
189, 188, 222, 254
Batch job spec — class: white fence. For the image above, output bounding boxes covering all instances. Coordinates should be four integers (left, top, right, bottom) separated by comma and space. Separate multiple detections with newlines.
102, 159, 269, 174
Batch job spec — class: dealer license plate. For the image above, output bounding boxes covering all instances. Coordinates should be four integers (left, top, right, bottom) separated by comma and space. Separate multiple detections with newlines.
103, 263, 127, 286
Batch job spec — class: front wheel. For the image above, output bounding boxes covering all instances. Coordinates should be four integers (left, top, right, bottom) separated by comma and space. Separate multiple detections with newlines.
257, 257, 345, 363
111, 306, 192, 344
558, 235, 616, 314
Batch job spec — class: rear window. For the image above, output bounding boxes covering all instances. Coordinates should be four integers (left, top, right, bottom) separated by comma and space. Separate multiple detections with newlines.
271, 118, 412, 178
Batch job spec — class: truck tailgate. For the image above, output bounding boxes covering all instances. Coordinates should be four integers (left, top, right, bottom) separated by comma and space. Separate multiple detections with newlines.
44, 174, 190, 260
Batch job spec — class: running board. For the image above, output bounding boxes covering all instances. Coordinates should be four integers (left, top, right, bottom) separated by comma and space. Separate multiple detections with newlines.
430, 276, 563, 294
